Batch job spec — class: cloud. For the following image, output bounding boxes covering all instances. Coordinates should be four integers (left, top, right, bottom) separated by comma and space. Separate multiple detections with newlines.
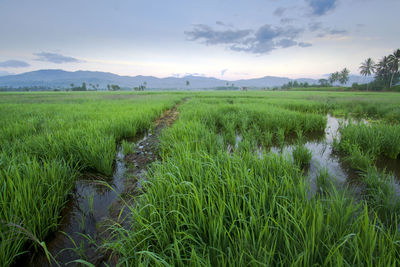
0, 60, 30, 68
306, 0, 337, 16
328, 29, 347, 35
309, 22, 347, 37
185, 24, 251, 45
280, 18, 295, 24
298, 42, 312, 47
185, 24, 309, 54
33, 52, 82, 64
273, 7, 287, 17
309, 22, 323, 32
216, 21, 233, 28
221, 69, 228, 76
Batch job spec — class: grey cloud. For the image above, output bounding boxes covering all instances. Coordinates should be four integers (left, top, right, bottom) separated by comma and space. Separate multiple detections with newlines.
34, 52, 82, 64
309, 22, 348, 37
216, 21, 233, 28
329, 29, 347, 35
0, 60, 30, 68
309, 22, 323, 32
277, 39, 298, 48
306, 0, 337, 16
298, 42, 312, 47
280, 18, 295, 24
273, 7, 287, 17
186, 24, 310, 54
185, 24, 252, 45
186, 23, 310, 54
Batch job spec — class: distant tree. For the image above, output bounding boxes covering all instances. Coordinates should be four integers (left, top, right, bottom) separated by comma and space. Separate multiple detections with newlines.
388, 49, 400, 88
107, 84, 111, 90
359, 58, 375, 91
231, 83, 234, 87
82, 82, 87, 91
339, 68, 350, 85
293, 81, 299, 87
226, 82, 229, 87
375, 56, 392, 89
186, 80, 190, 87
329, 72, 339, 85
70, 83, 75, 89
318, 79, 329, 87
143, 81, 147, 88
110, 84, 120, 91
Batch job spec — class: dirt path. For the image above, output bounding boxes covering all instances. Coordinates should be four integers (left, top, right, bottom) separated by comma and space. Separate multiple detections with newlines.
22, 100, 185, 267
94, 103, 184, 266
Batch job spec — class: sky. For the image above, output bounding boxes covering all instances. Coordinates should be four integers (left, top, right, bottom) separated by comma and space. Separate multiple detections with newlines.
0, 0, 399, 80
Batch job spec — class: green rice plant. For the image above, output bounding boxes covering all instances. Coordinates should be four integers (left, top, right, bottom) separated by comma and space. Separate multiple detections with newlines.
104, 97, 400, 266
121, 140, 135, 155
316, 168, 333, 195
361, 167, 400, 227
292, 143, 312, 168
276, 128, 285, 148
343, 144, 375, 171
0, 92, 185, 265
339, 122, 400, 160
263, 131, 273, 148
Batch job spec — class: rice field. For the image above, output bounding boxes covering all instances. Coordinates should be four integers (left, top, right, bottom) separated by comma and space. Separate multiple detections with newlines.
1, 91, 400, 266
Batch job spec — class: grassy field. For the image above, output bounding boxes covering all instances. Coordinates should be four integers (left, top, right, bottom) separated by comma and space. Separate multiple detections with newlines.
1, 91, 400, 266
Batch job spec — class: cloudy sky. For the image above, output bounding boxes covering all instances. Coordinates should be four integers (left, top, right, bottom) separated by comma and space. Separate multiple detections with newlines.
0, 0, 399, 80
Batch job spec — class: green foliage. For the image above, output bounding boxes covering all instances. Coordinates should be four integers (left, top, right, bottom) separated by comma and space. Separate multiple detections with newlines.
339, 122, 400, 160
292, 143, 312, 168
121, 140, 135, 155
105, 97, 400, 266
0, 92, 184, 265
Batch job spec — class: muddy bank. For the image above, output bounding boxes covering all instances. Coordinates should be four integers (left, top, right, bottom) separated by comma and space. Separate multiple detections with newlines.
21, 103, 182, 267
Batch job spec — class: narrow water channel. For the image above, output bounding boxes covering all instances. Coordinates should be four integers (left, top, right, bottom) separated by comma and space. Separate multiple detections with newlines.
25, 136, 146, 266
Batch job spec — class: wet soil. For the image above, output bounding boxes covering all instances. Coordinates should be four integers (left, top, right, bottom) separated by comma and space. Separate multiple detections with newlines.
21, 103, 182, 267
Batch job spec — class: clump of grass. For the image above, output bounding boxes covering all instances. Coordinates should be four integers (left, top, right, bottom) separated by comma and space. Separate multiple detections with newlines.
361, 167, 400, 227
121, 140, 135, 155
339, 122, 400, 160
263, 131, 273, 148
293, 143, 312, 168
316, 168, 332, 195
276, 128, 285, 148
343, 144, 375, 171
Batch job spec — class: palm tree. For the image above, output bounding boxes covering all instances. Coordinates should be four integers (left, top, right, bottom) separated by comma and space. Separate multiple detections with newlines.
339, 68, 350, 85
388, 49, 400, 88
376, 56, 391, 88
329, 71, 339, 85
359, 58, 375, 91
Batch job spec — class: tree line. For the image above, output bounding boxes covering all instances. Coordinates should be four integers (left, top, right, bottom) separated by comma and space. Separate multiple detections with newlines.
358, 49, 400, 90
281, 48, 399, 91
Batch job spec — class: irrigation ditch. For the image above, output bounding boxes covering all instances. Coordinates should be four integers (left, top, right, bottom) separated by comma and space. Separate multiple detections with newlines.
21, 103, 182, 266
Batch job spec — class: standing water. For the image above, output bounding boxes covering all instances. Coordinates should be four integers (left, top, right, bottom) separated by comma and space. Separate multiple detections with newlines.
24, 139, 142, 266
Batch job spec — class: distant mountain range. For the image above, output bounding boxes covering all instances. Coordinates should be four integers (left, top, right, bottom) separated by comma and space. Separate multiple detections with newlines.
0, 69, 374, 89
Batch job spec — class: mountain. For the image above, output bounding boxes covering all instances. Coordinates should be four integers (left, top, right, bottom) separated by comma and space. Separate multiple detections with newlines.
0, 69, 373, 89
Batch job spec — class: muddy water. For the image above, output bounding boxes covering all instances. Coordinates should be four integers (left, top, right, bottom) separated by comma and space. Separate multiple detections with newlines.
239, 114, 400, 197
25, 136, 146, 266
270, 114, 400, 196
